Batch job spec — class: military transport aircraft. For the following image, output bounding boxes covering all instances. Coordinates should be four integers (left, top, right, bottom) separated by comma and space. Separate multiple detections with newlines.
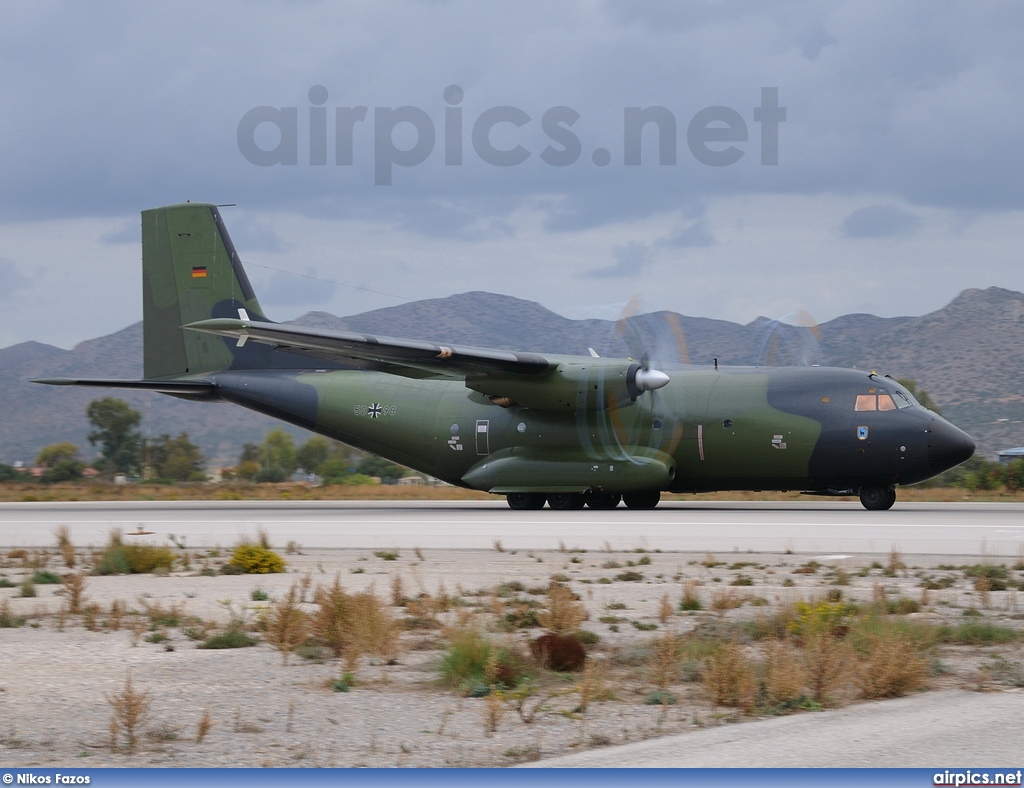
36, 203, 975, 511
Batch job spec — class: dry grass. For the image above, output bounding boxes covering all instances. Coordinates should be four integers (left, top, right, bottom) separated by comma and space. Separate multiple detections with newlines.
680, 579, 702, 611
854, 630, 930, 699
391, 573, 406, 607
801, 631, 851, 705
263, 582, 308, 664
709, 587, 747, 614
702, 641, 756, 710
657, 592, 673, 625
648, 632, 682, 690
886, 546, 906, 576
105, 670, 152, 751
196, 708, 215, 743
60, 571, 89, 615
536, 582, 587, 634
761, 639, 807, 707
55, 524, 75, 568
311, 575, 400, 674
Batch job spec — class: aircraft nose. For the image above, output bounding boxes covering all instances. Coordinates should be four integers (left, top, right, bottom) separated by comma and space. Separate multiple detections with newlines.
927, 417, 975, 473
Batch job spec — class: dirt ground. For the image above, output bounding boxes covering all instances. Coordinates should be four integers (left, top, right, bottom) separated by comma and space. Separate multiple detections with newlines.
1, 539, 1022, 767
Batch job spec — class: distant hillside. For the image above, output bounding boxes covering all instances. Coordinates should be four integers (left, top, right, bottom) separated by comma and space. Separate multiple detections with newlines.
3, 287, 1021, 465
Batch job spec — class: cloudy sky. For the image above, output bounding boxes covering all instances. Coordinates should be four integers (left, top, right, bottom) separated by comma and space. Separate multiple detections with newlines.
1, 0, 1022, 350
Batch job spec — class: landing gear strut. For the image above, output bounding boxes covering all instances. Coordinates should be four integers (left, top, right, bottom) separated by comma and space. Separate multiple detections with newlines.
859, 485, 896, 511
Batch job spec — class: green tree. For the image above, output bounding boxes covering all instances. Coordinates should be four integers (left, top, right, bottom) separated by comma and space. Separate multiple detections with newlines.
259, 428, 297, 480
0, 463, 18, 482
356, 455, 407, 483
239, 443, 260, 465
36, 442, 80, 468
87, 398, 142, 475
35, 444, 85, 483
149, 433, 205, 482
296, 436, 331, 474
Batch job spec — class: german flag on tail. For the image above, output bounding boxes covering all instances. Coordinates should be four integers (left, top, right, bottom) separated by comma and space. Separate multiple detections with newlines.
191, 266, 207, 278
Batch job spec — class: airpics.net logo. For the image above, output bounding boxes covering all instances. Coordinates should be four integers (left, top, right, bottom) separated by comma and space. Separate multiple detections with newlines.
237, 85, 786, 185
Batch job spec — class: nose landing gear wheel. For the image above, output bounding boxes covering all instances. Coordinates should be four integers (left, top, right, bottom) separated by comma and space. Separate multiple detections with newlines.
547, 493, 585, 510
622, 491, 661, 509
506, 492, 546, 510
859, 485, 896, 511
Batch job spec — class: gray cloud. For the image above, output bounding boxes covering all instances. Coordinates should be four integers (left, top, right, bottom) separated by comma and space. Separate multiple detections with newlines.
0, 258, 32, 303
660, 220, 716, 248
842, 205, 923, 238
1, 1, 1021, 229
586, 241, 655, 278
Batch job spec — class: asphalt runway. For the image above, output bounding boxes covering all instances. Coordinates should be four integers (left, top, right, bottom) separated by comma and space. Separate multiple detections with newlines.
0, 500, 1022, 561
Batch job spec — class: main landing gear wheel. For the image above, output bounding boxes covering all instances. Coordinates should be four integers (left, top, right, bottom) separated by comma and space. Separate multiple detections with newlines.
859, 485, 896, 511
506, 492, 546, 510
584, 492, 621, 509
622, 491, 661, 509
547, 493, 585, 510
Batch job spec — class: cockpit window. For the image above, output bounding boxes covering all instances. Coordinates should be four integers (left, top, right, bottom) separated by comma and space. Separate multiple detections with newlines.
892, 390, 913, 409
855, 393, 900, 412
855, 394, 876, 411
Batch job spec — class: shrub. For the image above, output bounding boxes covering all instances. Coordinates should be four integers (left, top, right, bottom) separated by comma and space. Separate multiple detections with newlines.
201, 627, 259, 649
440, 626, 524, 692
96, 531, 175, 575
311, 575, 401, 673
702, 641, 757, 710
105, 671, 151, 751
263, 582, 308, 664
227, 544, 285, 574
801, 630, 851, 704
0, 599, 26, 628
32, 570, 62, 585
938, 621, 1019, 645
855, 631, 929, 699
679, 580, 703, 611
536, 582, 587, 633
760, 639, 806, 709
530, 633, 586, 672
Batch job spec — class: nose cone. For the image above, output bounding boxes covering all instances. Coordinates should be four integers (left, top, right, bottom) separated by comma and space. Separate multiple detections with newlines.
927, 417, 975, 473
634, 367, 670, 392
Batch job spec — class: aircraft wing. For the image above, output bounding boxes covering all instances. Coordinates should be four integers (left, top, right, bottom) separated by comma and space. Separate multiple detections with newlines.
183, 318, 552, 379
32, 378, 216, 394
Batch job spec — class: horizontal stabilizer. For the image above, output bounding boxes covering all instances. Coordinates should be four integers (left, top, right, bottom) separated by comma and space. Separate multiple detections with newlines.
183, 318, 551, 379
33, 378, 216, 395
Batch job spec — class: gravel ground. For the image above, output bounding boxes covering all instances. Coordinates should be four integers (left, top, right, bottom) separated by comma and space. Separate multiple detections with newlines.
1, 543, 1023, 767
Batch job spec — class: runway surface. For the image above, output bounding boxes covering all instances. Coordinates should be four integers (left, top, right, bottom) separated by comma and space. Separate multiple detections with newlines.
1, 500, 1022, 560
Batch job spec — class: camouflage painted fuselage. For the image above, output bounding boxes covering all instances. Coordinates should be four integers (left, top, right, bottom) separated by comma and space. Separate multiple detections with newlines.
203, 363, 967, 495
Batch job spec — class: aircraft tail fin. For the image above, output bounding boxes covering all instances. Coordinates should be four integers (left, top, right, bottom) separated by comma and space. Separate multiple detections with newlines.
142, 203, 270, 378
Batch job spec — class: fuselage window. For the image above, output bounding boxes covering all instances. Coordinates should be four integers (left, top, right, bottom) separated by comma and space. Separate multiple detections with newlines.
878, 394, 897, 411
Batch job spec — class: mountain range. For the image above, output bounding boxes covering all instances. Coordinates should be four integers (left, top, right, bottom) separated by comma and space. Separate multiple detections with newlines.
2, 287, 1022, 466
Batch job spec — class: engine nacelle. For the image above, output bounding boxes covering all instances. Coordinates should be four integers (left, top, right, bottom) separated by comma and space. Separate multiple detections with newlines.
466, 360, 668, 412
